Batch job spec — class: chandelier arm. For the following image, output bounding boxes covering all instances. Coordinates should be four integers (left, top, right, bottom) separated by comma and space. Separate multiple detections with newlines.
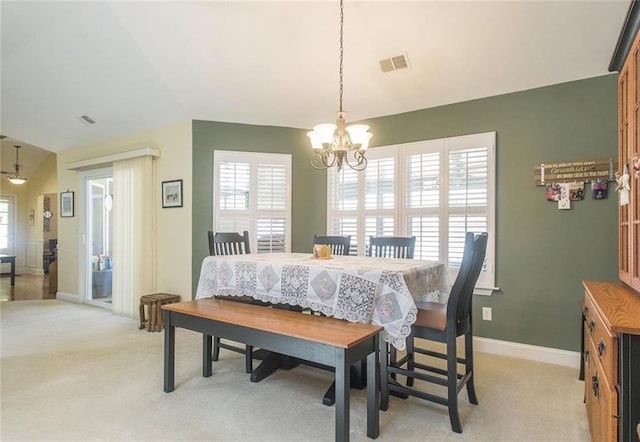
311, 149, 341, 170
346, 154, 367, 172
324, 150, 337, 168
344, 149, 367, 171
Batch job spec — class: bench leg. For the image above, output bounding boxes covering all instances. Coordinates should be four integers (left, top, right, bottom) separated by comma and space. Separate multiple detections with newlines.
203, 334, 212, 377
379, 339, 389, 411
367, 335, 380, 439
335, 350, 350, 442
164, 311, 175, 393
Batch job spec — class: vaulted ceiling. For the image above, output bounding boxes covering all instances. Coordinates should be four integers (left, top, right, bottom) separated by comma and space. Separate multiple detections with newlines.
0, 0, 631, 173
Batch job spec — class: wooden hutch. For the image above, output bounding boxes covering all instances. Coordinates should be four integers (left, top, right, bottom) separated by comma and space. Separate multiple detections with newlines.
583, 2, 640, 441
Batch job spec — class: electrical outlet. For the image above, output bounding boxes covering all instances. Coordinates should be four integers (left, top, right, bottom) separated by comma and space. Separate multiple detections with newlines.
482, 307, 492, 321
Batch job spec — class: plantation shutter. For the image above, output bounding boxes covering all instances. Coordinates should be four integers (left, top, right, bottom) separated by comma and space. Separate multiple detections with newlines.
448, 146, 488, 270
256, 163, 288, 252
214, 151, 291, 253
405, 149, 441, 262
363, 156, 396, 253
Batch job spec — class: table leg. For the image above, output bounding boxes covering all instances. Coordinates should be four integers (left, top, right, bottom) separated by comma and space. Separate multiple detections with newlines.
250, 352, 281, 383
335, 350, 350, 442
203, 334, 212, 377
163, 311, 175, 393
323, 381, 336, 406
323, 360, 367, 406
10, 259, 15, 286
250, 353, 299, 383
367, 335, 380, 438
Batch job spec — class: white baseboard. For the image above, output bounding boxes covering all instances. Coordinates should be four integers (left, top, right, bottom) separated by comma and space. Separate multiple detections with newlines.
56, 292, 81, 303
474, 336, 581, 369
16, 267, 44, 275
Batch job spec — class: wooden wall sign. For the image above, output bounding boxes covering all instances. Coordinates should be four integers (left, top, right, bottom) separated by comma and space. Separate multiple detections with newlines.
534, 158, 617, 186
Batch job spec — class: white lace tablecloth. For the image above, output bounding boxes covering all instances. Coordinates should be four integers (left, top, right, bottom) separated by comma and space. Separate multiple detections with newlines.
195, 253, 448, 350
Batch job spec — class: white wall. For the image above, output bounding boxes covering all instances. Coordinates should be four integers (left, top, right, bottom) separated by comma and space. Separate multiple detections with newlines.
56, 121, 192, 305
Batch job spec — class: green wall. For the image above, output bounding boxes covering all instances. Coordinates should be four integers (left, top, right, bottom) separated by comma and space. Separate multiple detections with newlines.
192, 74, 619, 352
191, 121, 327, 294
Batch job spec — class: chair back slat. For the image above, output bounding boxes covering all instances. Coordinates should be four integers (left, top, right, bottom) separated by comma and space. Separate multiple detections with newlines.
313, 235, 352, 256
208, 231, 251, 256
446, 232, 488, 334
368, 236, 416, 259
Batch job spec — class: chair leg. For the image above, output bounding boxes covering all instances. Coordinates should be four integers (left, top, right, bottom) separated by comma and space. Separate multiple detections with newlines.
212, 336, 221, 361
389, 346, 397, 380
406, 335, 415, 387
447, 337, 462, 433
464, 330, 478, 405
245, 345, 253, 373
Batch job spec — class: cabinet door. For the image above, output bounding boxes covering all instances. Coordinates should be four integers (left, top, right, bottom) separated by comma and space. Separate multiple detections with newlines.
585, 338, 618, 442
631, 38, 640, 290
620, 30, 640, 292
619, 55, 631, 285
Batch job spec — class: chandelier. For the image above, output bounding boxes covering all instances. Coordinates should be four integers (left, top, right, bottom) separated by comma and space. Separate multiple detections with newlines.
308, 0, 372, 172
7, 145, 27, 185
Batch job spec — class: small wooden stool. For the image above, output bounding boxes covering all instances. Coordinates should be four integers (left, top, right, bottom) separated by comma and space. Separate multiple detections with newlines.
139, 293, 181, 332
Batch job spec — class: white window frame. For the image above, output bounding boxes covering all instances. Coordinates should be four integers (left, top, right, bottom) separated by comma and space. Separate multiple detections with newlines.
327, 132, 496, 295
213, 150, 292, 253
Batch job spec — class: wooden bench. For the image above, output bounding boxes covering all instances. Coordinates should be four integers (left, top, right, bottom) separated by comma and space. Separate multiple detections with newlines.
162, 298, 382, 442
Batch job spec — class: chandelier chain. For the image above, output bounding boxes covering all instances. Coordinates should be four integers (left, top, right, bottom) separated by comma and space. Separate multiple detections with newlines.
339, 0, 344, 113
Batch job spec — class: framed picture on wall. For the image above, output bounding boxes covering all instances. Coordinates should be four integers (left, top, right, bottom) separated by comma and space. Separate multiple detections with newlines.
162, 179, 183, 208
60, 191, 74, 217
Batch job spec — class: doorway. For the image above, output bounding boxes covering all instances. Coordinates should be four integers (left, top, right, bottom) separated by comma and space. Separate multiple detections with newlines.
82, 169, 113, 307
0, 195, 15, 255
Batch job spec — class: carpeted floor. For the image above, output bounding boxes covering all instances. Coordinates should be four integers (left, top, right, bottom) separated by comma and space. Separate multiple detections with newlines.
0, 300, 589, 441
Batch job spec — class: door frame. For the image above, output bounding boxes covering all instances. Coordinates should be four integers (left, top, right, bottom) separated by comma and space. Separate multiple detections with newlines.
78, 167, 113, 309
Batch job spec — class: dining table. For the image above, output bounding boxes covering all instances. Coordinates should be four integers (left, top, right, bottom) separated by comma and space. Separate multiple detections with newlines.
195, 252, 449, 403
195, 252, 449, 351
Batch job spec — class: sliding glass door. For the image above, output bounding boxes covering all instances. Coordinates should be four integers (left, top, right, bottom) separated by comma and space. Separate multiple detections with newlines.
82, 169, 113, 307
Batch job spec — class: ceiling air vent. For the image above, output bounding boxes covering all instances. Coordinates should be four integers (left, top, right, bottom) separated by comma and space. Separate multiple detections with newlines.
80, 114, 96, 125
379, 54, 410, 73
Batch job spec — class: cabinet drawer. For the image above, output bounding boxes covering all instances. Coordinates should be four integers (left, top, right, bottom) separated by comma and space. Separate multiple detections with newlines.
584, 294, 618, 383
584, 351, 618, 442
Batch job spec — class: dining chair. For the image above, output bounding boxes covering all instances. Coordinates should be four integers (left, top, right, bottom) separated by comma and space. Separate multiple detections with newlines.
368, 236, 416, 259
380, 231, 488, 434
208, 230, 251, 256
207, 230, 255, 373
313, 234, 352, 256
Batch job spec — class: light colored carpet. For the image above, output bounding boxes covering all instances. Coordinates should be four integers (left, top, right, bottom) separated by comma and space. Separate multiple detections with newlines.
0, 300, 589, 441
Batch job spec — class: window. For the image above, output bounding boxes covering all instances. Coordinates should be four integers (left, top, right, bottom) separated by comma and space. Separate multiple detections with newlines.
327, 132, 496, 293
213, 151, 291, 253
